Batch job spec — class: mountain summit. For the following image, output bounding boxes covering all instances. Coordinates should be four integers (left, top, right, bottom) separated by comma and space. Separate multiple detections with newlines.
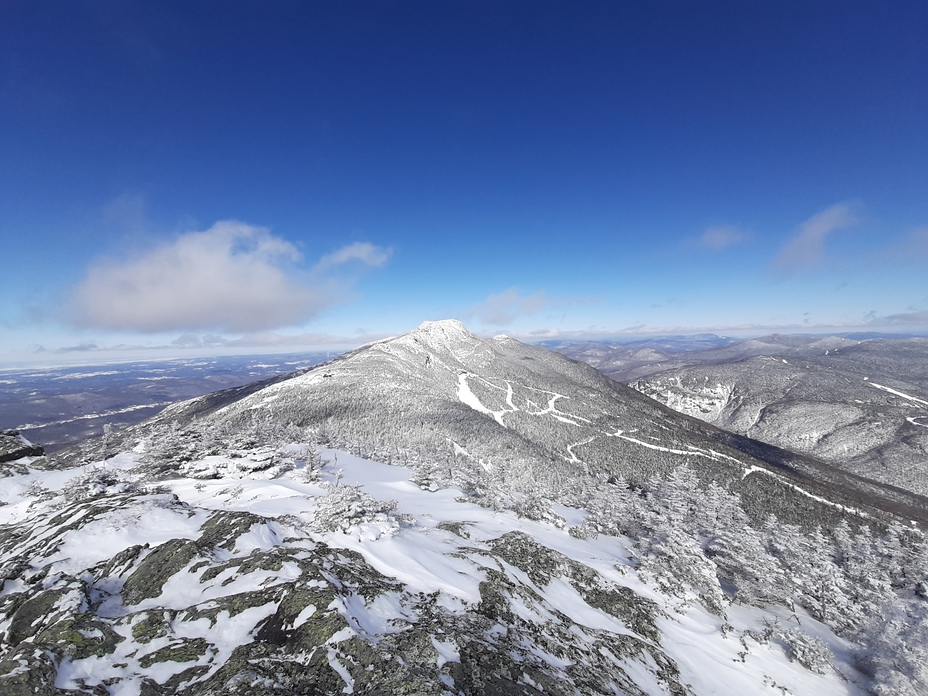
407, 318, 474, 341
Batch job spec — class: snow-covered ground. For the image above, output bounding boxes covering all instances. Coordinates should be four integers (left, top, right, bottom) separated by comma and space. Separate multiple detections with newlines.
0, 444, 870, 695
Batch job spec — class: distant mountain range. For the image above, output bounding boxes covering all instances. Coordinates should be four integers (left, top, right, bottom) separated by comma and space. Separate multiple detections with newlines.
538, 334, 738, 382
625, 336, 928, 497
547, 332, 928, 383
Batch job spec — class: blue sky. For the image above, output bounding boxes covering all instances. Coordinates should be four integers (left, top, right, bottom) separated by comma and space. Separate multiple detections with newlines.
2, 1, 927, 365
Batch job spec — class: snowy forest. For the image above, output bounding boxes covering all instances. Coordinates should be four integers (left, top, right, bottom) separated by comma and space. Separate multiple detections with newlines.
117, 412, 928, 695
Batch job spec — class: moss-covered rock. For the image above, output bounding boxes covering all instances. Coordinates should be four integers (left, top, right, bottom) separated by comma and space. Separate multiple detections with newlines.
138, 637, 211, 668
131, 610, 175, 643
452, 636, 546, 695
199, 547, 287, 585
6, 585, 77, 646
43, 497, 133, 539
179, 587, 279, 627
0, 645, 63, 696
457, 534, 692, 696
122, 538, 199, 606
336, 633, 447, 694
249, 585, 339, 647
487, 531, 663, 642
93, 543, 149, 582
34, 615, 121, 660
191, 641, 344, 695
488, 531, 571, 587
436, 520, 472, 538
197, 510, 266, 551
0, 430, 43, 463
579, 583, 661, 644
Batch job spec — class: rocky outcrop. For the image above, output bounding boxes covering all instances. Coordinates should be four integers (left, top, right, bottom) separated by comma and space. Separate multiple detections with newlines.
0, 430, 44, 466
0, 477, 690, 695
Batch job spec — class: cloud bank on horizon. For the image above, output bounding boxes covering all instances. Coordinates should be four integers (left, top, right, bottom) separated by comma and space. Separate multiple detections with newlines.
9, 198, 928, 364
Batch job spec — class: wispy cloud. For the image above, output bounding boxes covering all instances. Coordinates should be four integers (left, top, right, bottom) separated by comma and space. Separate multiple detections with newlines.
32, 329, 384, 358
772, 203, 858, 273
69, 221, 391, 333
695, 226, 750, 250
55, 343, 101, 354
467, 289, 549, 326
877, 309, 928, 326
314, 241, 392, 271
168, 329, 387, 349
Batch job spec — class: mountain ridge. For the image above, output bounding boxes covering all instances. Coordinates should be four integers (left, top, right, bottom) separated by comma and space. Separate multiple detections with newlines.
97, 320, 928, 528
631, 340, 928, 497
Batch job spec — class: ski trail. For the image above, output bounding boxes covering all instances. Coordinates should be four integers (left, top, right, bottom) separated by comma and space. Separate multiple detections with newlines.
606, 431, 744, 468
523, 386, 591, 425
609, 434, 702, 456
869, 382, 928, 408
740, 465, 767, 480
741, 466, 869, 517
504, 381, 517, 410
456, 373, 519, 427
566, 436, 598, 464
456, 375, 594, 429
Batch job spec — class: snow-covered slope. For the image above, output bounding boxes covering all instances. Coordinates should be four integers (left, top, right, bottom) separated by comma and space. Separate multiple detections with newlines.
5, 322, 928, 694
0, 444, 886, 695
632, 350, 928, 497
113, 320, 928, 528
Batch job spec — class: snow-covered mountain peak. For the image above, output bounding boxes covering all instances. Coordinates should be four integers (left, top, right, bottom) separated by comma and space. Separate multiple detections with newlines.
412, 318, 472, 339
389, 319, 481, 357
131, 315, 928, 537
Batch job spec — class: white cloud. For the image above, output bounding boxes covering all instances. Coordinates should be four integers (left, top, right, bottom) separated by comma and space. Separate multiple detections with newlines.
696, 226, 749, 250
315, 241, 392, 270
467, 289, 548, 326
69, 221, 390, 333
772, 203, 858, 273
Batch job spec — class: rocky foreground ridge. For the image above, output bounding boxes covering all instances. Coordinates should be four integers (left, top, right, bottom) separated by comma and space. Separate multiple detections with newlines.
0, 442, 884, 696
